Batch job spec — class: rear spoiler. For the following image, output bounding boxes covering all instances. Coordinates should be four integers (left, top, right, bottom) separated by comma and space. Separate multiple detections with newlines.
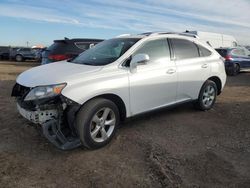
54, 37, 104, 43
54, 38, 69, 43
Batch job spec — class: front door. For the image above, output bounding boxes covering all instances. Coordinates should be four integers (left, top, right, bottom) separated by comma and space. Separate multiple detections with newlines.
128, 39, 177, 115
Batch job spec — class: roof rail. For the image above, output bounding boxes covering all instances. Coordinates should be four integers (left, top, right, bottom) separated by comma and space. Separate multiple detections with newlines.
139, 31, 171, 36
139, 32, 157, 36
179, 32, 199, 38
115, 34, 131, 38
139, 31, 198, 38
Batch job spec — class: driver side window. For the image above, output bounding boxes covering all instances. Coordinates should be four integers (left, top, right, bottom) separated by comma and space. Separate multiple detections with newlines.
133, 39, 170, 62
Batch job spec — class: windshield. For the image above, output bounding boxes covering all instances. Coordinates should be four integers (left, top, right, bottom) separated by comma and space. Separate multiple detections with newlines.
71, 38, 140, 66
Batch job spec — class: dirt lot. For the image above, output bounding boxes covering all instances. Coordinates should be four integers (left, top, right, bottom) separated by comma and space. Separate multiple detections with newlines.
0, 61, 250, 188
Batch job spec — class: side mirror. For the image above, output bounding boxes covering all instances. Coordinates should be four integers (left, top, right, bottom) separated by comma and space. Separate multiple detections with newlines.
130, 54, 149, 72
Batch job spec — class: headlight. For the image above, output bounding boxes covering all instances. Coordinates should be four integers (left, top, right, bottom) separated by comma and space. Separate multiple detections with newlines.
24, 83, 66, 101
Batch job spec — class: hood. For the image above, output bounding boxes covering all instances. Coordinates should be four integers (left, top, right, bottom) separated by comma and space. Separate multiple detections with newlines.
17, 61, 103, 87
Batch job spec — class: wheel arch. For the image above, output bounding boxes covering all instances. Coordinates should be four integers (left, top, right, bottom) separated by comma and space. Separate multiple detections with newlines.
231, 61, 240, 67
15, 54, 23, 57
236, 62, 240, 65
235, 62, 241, 68
207, 76, 222, 95
82, 93, 127, 121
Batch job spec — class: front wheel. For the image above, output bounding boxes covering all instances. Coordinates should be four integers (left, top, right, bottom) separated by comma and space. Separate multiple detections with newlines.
15, 55, 23, 62
194, 80, 217, 111
76, 98, 120, 149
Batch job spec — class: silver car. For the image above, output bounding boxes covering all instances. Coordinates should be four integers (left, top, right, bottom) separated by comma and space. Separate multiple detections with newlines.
12, 32, 226, 150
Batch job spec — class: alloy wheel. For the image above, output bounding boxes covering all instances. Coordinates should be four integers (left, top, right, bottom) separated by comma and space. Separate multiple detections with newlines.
202, 85, 216, 108
90, 107, 116, 143
16, 55, 22, 62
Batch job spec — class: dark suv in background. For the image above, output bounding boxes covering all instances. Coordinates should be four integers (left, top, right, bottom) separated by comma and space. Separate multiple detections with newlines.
0, 46, 10, 60
216, 47, 250, 76
10, 48, 37, 62
41, 38, 103, 64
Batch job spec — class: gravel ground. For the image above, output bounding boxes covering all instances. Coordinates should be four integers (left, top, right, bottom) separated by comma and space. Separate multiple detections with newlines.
0, 61, 250, 188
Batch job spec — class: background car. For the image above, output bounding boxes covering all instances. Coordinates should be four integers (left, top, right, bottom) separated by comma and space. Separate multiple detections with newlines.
10, 47, 37, 62
41, 38, 103, 64
216, 47, 250, 76
0, 51, 10, 60
0, 46, 10, 60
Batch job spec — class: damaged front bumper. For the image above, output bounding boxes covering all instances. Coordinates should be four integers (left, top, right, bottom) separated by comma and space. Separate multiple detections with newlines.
13, 83, 82, 150
17, 102, 58, 124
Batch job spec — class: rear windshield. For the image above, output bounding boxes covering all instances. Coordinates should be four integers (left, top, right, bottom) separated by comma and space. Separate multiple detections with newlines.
215, 49, 228, 57
47, 42, 67, 53
71, 38, 140, 66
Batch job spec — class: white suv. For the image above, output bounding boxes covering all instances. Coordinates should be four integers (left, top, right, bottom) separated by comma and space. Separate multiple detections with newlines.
12, 32, 226, 150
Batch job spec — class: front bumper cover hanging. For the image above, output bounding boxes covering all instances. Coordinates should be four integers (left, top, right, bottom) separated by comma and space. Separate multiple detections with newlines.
42, 119, 82, 150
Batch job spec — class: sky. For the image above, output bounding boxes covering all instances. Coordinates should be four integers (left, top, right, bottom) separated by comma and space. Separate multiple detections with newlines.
0, 0, 250, 47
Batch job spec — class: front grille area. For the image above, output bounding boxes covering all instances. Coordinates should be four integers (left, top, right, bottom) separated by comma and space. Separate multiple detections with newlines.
11, 83, 37, 110
11, 83, 31, 98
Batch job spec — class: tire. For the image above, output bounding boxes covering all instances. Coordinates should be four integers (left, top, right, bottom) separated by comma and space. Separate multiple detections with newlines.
227, 63, 240, 76
194, 80, 217, 111
76, 98, 120, 149
232, 63, 240, 76
15, 55, 23, 62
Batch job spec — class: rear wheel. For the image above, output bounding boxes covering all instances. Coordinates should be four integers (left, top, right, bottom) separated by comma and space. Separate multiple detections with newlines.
233, 63, 240, 76
15, 55, 23, 62
227, 63, 240, 76
76, 98, 120, 149
195, 80, 217, 111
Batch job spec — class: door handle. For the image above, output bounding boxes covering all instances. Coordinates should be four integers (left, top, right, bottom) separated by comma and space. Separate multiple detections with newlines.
166, 69, 176, 74
201, 64, 208, 68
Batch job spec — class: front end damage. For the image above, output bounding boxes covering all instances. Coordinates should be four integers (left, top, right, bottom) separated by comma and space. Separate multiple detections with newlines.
11, 83, 82, 150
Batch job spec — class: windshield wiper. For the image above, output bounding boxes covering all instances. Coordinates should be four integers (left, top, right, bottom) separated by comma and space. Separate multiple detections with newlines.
82, 62, 93, 65
71, 60, 94, 65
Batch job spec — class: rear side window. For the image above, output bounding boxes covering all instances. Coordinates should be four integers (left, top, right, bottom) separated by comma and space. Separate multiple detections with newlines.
239, 49, 245, 56
18, 48, 31, 52
198, 45, 212, 57
133, 39, 170, 61
231, 49, 245, 56
47, 42, 77, 54
215, 49, 228, 57
47, 42, 66, 53
171, 39, 199, 60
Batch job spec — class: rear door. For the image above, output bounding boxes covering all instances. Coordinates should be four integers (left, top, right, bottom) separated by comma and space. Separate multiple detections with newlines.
170, 38, 211, 101
239, 49, 250, 68
19, 48, 34, 58
231, 49, 249, 68
244, 51, 250, 68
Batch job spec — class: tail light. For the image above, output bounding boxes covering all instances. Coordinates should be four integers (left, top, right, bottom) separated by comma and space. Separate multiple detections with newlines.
48, 54, 70, 61
225, 55, 233, 61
